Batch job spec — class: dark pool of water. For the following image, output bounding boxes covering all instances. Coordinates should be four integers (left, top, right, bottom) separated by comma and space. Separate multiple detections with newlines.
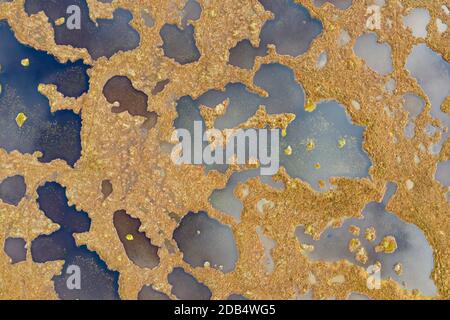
159, 0, 202, 64
229, 0, 323, 68
36, 182, 91, 233
228, 40, 267, 70
173, 211, 238, 272
30, 182, 120, 300
0, 21, 89, 166
25, 0, 140, 60
0, 175, 26, 206
280, 100, 371, 190
103, 76, 151, 118
258, 0, 323, 57
168, 267, 212, 300
407, 44, 450, 156
152, 79, 170, 95
4, 237, 27, 264
296, 183, 437, 296
160, 24, 201, 65
354, 33, 393, 76
113, 209, 160, 269
101, 179, 113, 199
138, 285, 170, 300
103, 75, 158, 134
53, 245, 120, 300
181, 0, 202, 27
209, 169, 283, 221
175, 63, 371, 192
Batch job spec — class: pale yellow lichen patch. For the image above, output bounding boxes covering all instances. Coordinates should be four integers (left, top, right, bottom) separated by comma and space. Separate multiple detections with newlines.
304, 99, 316, 112
306, 139, 315, 151
15, 112, 27, 127
365, 227, 376, 242
21, 58, 30, 67
355, 247, 368, 264
284, 145, 292, 156
375, 236, 398, 254
351, 100, 361, 111
394, 263, 403, 276
337, 137, 346, 149
305, 225, 314, 236
55, 17, 65, 26
301, 243, 315, 253
308, 272, 317, 285
406, 179, 415, 190
125, 234, 134, 241
318, 180, 326, 189
348, 225, 360, 236
348, 238, 361, 253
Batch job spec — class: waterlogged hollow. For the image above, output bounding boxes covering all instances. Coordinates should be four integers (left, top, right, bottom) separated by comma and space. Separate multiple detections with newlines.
280, 100, 372, 190
436, 160, 450, 187
210, 169, 283, 221
256, 226, 276, 274
403, 8, 431, 39
0, 21, 88, 166
34, 182, 91, 234
160, 24, 201, 65
141, 8, 155, 28
229, 0, 322, 68
101, 179, 113, 199
103, 75, 158, 133
53, 245, 120, 300
258, 0, 323, 57
103, 76, 153, 118
174, 63, 305, 150
228, 40, 267, 70
159, 0, 202, 64
30, 182, 119, 300
181, 0, 202, 27
354, 32, 393, 76
138, 285, 170, 300
406, 44, 450, 155
403, 93, 425, 139
113, 210, 160, 269
4, 237, 27, 264
168, 267, 212, 300
25, 0, 140, 60
176, 63, 370, 191
296, 183, 437, 296
313, 0, 353, 10
173, 211, 238, 272
0, 175, 26, 206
